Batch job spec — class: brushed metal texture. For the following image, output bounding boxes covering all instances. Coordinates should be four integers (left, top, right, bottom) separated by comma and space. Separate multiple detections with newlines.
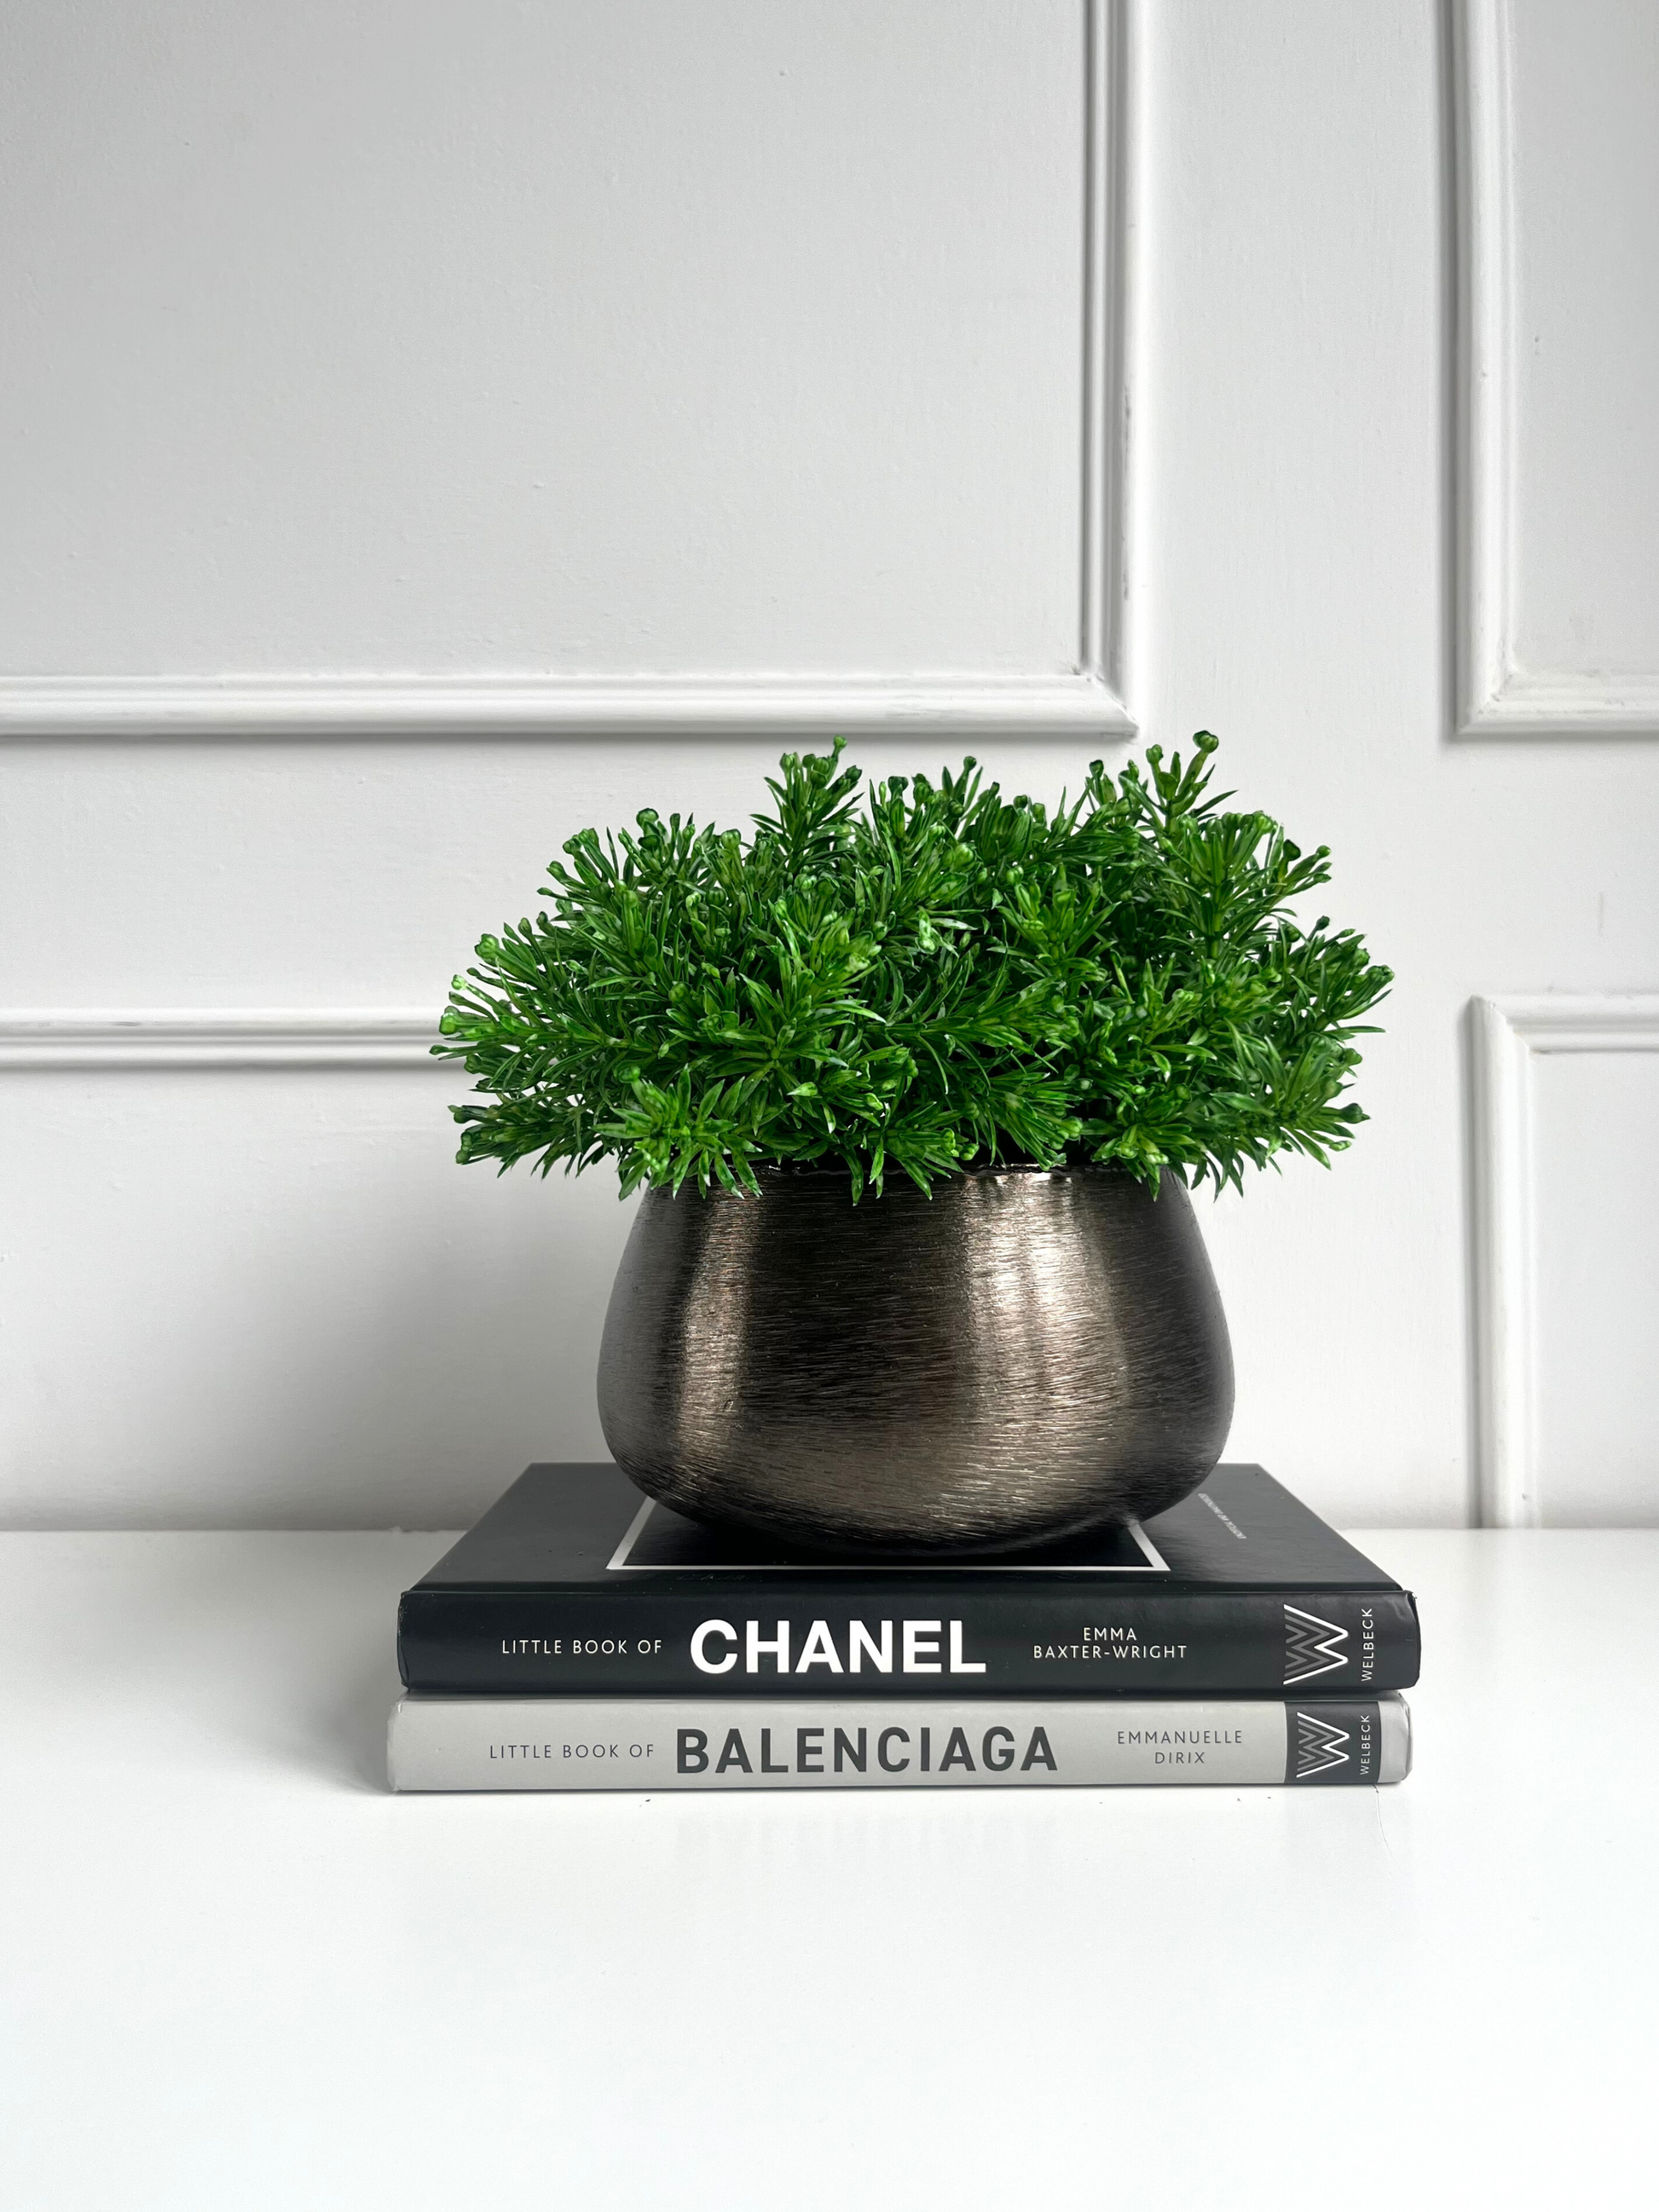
596, 1165, 1234, 1555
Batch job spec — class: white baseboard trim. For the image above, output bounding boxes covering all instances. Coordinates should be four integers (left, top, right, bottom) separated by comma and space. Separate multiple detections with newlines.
1470, 995, 1659, 1525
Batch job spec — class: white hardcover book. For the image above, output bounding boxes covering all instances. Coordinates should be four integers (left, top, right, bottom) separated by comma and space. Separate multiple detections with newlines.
388, 1694, 1410, 1791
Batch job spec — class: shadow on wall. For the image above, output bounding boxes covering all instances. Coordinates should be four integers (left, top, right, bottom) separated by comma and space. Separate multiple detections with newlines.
0, 1066, 639, 1528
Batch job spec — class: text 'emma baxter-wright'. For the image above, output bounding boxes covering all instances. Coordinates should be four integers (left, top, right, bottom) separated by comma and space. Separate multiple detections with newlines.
688, 1619, 986, 1676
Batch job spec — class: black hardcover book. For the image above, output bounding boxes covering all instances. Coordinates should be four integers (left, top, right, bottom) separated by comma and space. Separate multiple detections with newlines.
397, 1463, 1419, 1699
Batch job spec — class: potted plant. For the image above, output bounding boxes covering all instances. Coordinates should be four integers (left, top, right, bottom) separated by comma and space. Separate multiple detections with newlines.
438, 735, 1389, 1553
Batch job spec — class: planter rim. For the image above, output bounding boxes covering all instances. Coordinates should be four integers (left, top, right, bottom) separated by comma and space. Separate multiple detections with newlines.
645, 1159, 1166, 1195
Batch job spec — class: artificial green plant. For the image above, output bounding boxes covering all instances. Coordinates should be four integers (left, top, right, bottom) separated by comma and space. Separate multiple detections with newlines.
438, 734, 1390, 1200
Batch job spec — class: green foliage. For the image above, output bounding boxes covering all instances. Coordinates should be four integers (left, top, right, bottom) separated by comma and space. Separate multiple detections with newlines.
437, 735, 1391, 1200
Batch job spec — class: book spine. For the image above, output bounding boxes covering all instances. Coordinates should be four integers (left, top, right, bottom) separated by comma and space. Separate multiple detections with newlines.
388, 1694, 1410, 1792
397, 1587, 1419, 1697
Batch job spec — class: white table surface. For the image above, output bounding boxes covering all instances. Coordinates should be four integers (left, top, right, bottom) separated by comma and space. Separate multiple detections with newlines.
3, 1528, 1655, 2211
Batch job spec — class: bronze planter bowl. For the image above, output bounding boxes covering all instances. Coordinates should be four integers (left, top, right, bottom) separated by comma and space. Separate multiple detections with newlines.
596, 1164, 1234, 1556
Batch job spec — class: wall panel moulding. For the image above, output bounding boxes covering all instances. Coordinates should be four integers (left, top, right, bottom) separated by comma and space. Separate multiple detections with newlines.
1468, 995, 1659, 1527
1452, 0, 1659, 739
0, 672, 1131, 743
0, 1012, 442, 1070
0, 4, 1135, 746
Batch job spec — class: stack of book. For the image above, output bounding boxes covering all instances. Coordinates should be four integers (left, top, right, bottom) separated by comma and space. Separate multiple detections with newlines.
389, 1463, 1417, 1792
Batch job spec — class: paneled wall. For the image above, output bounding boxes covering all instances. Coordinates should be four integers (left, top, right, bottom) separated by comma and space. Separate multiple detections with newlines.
3, 1, 1656, 1527
1455, 0, 1659, 736
1454, 0, 1659, 1522
0, 0, 1126, 729
1471, 1001, 1659, 1528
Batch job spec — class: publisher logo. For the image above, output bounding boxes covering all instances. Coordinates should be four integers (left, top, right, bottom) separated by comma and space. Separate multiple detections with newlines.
1284, 1603, 1349, 1684
1293, 1710, 1351, 1780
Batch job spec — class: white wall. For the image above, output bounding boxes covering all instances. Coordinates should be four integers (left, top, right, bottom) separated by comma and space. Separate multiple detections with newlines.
3, 0, 1656, 1528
